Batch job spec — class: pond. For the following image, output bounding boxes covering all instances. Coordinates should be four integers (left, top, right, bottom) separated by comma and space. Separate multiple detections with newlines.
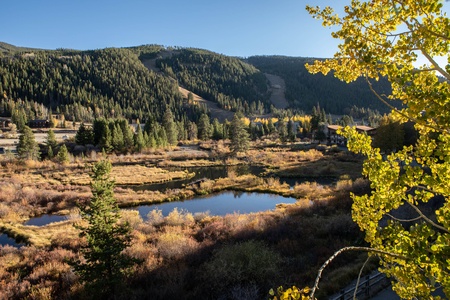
15, 191, 295, 229
129, 191, 296, 220
124, 165, 265, 192
24, 214, 68, 226
0, 233, 21, 248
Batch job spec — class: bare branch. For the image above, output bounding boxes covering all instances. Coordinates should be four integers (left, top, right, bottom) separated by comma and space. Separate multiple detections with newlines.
386, 213, 422, 222
418, 47, 450, 80
353, 256, 373, 300
405, 202, 449, 233
309, 246, 409, 299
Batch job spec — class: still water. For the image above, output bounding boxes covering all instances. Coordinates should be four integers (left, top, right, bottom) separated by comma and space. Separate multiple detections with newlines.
129, 191, 296, 220
123, 165, 265, 192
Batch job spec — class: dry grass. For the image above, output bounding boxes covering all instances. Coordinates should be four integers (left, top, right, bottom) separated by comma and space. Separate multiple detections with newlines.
156, 227, 199, 260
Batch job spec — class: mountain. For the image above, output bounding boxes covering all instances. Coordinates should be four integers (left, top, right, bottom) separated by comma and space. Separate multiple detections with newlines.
0, 46, 202, 123
0, 42, 43, 55
246, 55, 395, 114
0, 42, 397, 125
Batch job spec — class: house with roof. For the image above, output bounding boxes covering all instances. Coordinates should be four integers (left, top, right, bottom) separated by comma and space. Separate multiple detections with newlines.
28, 119, 50, 128
326, 124, 377, 145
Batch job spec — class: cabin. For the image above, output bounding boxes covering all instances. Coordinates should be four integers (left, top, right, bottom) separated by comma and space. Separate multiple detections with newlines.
327, 125, 377, 145
28, 119, 50, 128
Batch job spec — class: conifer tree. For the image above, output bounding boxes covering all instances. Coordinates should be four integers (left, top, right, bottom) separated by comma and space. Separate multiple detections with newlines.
72, 160, 135, 298
133, 124, 145, 153
57, 144, 70, 164
17, 125, 40, 160
163, 110, 178, 145
230, 112, 250, 154
46, 129, 57, 158
198, 113, 212, 140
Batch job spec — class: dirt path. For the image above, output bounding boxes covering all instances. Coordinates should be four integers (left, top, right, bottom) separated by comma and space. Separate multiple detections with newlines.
265, 73, 289, 109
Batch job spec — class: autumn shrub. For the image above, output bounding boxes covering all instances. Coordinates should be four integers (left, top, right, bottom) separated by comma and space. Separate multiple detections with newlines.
146, 209, 164, 226
299, 148, 323, 161
120, 210, 143, 229
293, 181, 329, 200
165, 208, 194, 227
198, 240, 281, 299
156, 228, 199, 260
335, 176, 353, 192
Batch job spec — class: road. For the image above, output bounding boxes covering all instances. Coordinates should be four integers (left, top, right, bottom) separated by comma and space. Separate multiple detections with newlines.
0, 130, 76, 152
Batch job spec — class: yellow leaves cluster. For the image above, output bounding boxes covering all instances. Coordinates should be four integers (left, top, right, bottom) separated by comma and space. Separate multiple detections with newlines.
269, 286, 311, 300
307, 0, 450, 298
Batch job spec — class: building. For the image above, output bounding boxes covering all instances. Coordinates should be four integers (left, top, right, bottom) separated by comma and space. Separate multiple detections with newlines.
327, 124, 377, 145
28, 119, 50, 128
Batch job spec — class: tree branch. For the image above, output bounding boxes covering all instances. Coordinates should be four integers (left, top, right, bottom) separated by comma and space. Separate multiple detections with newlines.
405, 202, 449, 233
353, 256, 373, 300
309, 246, 408, 299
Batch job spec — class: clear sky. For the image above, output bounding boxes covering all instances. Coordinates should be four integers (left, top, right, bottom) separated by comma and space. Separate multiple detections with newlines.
1, 0, 344, 58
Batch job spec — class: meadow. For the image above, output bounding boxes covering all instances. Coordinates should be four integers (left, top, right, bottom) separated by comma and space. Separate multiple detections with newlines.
0, 142, 374, 299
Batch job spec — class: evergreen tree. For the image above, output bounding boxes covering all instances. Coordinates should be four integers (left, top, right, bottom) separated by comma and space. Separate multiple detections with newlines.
162, 110, 178, 145
57, 144, 70, 164
72, 160, 136, 298
75, 123, 94, 145
211, 118, 223, 140
99, 123, 113, 153
17, 125, 40, 160
46, 129, 58, 158
120, 120, 134, 151
112, 123, 124, 152
230, 112, 250, 154
277, 119, 288, 143
287, 120, 296, 142
133, 124, 145, 153
198, 113, 212, 140
47, 146, 54, 159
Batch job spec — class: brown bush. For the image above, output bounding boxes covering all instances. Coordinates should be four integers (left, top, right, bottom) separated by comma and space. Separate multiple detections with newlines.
156, 228, 199, 260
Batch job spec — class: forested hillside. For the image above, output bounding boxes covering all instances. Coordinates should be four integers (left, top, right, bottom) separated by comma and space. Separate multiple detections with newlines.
0, 43, 398, 123
246, 55, 396, 114
0, 47, 204, 123
156, 48, 270, 115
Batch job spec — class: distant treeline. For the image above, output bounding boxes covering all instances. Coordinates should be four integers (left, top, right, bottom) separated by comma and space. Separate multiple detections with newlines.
0, 47, 204, 124
0, 43, 399, 125
246, 55, 398, 114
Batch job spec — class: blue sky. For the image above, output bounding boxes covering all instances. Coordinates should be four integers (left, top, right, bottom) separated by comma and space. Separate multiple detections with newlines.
2, 0, 343, 58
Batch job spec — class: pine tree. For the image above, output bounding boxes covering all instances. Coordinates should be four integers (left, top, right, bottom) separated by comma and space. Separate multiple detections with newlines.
76, 123, 94, 145
72, 160, 136, 298
230, 112, 250, 154
133, 124, 145, 153
17, 125, 40, 160
163, 110, 178, 145
57, 144, 70, 164
198, 113, 212, 140
46, 129, 57, 158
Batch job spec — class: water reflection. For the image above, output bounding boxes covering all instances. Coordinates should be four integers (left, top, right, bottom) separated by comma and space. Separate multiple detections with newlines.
24, 215, 67, 226
0, 233, 21, 248
122, 165, 265, 192
129, 191, 296, 220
